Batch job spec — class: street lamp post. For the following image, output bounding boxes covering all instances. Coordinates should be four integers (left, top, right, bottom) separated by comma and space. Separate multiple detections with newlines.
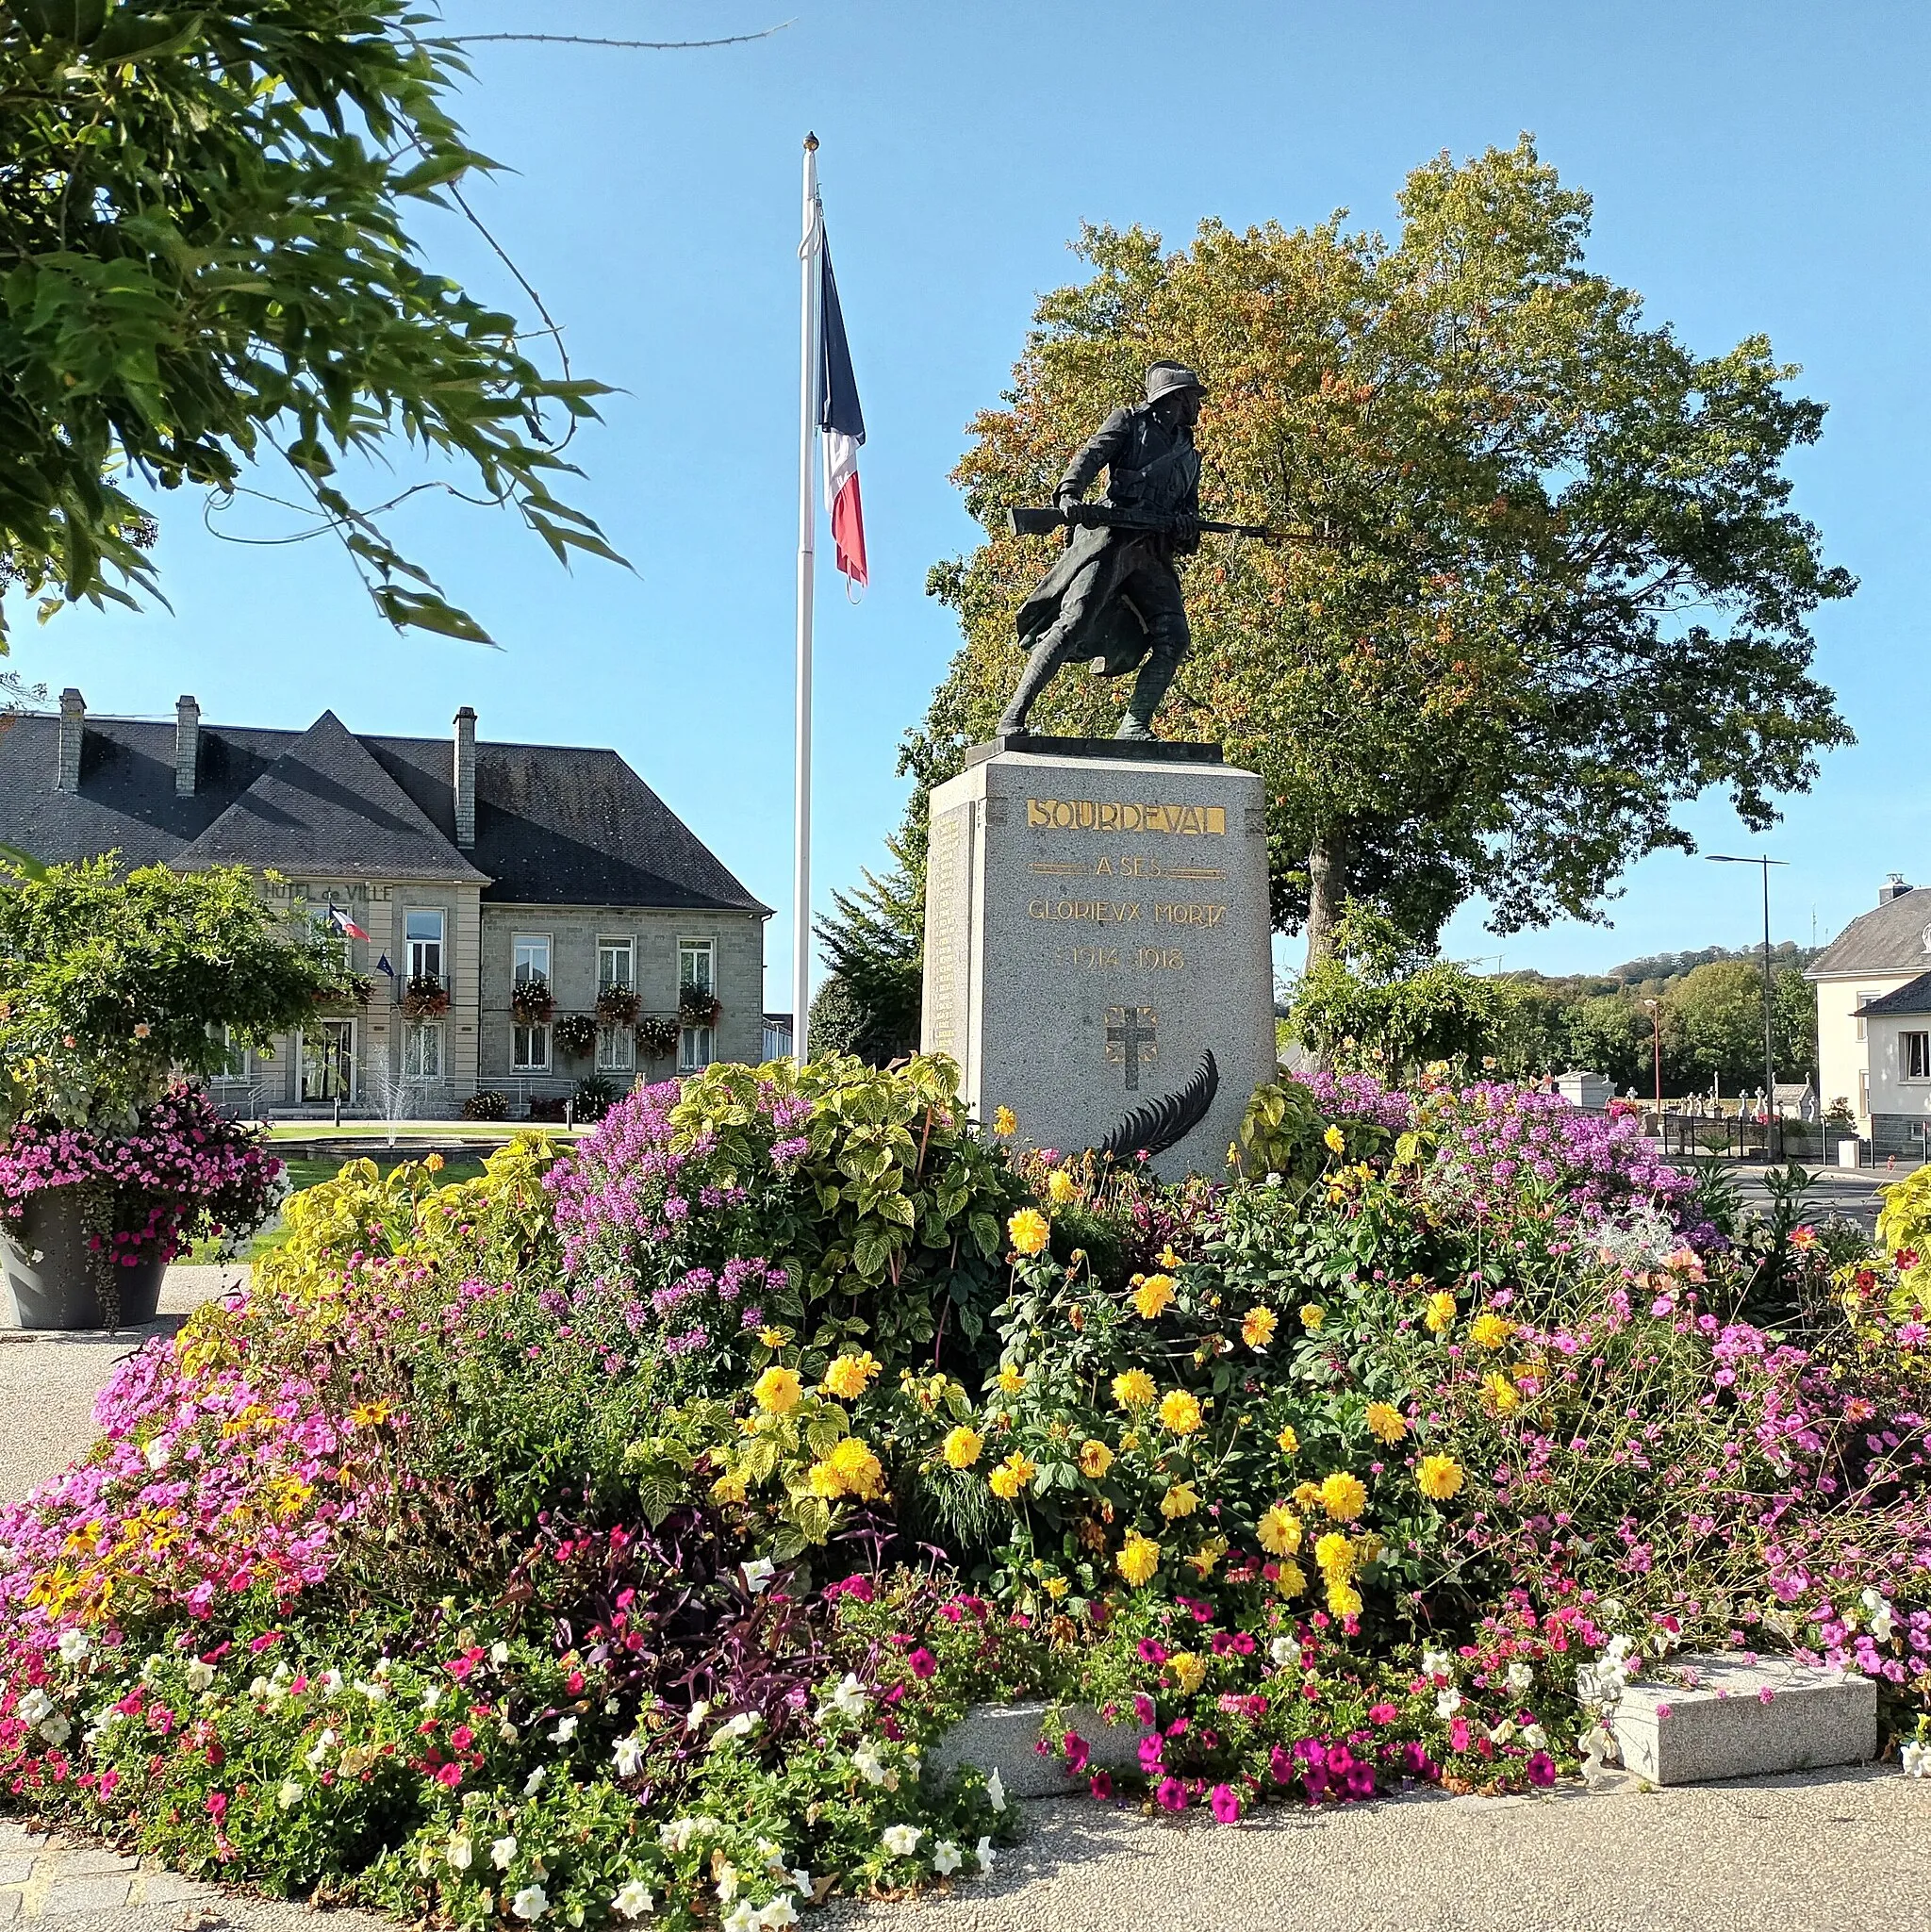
1707, 854, 1789, 1158
1642, 997, 1663, 1111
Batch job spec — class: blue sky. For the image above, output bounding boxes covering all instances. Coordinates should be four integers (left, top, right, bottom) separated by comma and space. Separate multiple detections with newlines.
8, 1, 1924, 1002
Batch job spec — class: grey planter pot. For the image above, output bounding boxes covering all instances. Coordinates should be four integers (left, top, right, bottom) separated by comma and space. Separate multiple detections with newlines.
2, 1188, 167, 1330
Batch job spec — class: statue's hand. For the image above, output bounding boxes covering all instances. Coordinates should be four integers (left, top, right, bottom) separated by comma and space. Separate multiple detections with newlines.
1058, 495, 1095, 529
1172, 511, 1201, 551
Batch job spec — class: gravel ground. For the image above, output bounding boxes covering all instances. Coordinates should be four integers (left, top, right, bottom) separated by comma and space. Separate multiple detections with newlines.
5, 1265, 1930, 1931
0, 1265, 248, 1504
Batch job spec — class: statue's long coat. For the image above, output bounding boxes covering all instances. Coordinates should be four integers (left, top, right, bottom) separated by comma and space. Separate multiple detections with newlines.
1014, 401, 1202, 675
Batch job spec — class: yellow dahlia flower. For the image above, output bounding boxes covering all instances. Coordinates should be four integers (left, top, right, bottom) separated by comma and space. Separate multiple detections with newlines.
1318, 1471, 1368, 1522
1313, 1529, 1355, 1578
1471, 1312, 1514, 1350
1483, 1371, 1522, 1415
1415, 1453, 1464, 1500
1157, 1389, 1204, 1436
1257, 1503, 1302, 1556
1186, 1537, 1227, 1577
1116, 1530, 1161, 1587
1424, 1291, 1457, 1335
997, 1363, 1028, 1395
942, 1426, 984, 1470
1112, 1369, 1156, 1411
752, 1367, 802, 1416
1241, 1306, 1279, 1350
1077, 1438, 1114, 1478
1046, 1168, 1078, 1207
1168, 1651, 1207, 1694
1007, 1208, 1049, 1256
821, 1351, 881, 1400
1131, 1273, 1177, 1320
1160, 1481, 1200, 1521
824, 1436, 884, 1499
1298, 1304, 1326, 1332
1323, 1124, 1346, 1155
992, 1105, 1017, 1137
988, 1451, 1037, 1500
1273, 1559, 1307, 1599
1326, 1579, 1363, 1617
1276, 1424, 1300, 1457
1364, 1402, 1407, 1445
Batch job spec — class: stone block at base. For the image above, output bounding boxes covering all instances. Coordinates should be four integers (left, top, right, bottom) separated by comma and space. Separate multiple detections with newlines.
928, 1701, 1149, 1800
1610, 1652, 1876, 1785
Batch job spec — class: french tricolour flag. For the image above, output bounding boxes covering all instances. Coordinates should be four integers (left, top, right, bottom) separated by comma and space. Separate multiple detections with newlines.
817, 236, 867, 588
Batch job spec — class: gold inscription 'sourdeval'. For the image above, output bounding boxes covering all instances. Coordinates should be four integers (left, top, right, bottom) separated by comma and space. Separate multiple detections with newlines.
1027, 799, 1227, 835
1152, 902, 1226, 927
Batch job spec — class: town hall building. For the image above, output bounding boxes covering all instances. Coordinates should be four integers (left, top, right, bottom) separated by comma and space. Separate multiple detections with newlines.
0, 691, 771, 1116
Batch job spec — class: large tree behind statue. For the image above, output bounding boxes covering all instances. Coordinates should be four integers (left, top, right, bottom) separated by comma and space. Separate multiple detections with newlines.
914, 140, 1852, 968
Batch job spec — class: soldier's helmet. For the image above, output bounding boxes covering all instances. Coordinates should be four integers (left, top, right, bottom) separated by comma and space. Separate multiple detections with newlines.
1144, 361, 1205, 405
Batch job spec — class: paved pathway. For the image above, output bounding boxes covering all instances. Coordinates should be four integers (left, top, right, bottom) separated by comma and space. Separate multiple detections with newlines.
4, 1267, 1929, 1931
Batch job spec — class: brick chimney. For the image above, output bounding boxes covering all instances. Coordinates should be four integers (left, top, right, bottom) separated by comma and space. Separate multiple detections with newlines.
453, 705, 477, 848
1880, 873, 1912, 905
56, 687, 84, 793
174, 694, 200, 797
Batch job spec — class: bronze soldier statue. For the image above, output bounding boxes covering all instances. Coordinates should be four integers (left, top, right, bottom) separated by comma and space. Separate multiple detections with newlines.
999, 361, 1206, 741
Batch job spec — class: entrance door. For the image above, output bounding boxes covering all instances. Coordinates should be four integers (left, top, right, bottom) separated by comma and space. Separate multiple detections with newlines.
302, 1019, 355, 1102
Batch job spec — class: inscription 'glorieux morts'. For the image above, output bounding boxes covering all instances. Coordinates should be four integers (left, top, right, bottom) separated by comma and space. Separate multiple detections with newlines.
1027, 798, 1226, 835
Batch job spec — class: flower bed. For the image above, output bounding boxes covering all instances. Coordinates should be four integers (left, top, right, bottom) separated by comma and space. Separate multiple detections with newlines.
1, 1058, 1926, 1924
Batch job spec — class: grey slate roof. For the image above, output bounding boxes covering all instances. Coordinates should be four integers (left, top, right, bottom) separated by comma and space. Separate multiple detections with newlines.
1857, 973, 1931, 1018
0, 707, 767, 914
1806, 886, 1931, 978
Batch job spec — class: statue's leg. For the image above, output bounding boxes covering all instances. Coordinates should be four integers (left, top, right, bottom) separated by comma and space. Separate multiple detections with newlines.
997, 568, 1104, 735
1114, 566, 1190, 740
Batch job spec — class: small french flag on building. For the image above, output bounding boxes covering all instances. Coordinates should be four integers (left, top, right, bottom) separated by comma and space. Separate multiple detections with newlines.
326, 903, 371, 942
817, 236, 867, 589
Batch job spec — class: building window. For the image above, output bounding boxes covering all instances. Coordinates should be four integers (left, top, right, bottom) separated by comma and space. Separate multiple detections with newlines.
1856, 991, 1881, 1042
1904, 1032, 1931, 1082
211, 1024, 248, 1080
513, 1023, 550, 1073
403, 1020, 444, 1081
1858, 1070, 1870, 1117
597, 1025, 635, 1074
679, 936, 717, 1072
406, 909, 446, 983
598, 936, 634, 992
513, 933, 551, 987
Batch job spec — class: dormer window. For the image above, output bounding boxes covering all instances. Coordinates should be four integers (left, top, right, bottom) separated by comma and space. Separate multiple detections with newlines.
1922, 920, 1931, 954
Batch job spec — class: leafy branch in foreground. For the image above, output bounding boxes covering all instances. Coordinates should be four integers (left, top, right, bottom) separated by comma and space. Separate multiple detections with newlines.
0, 0, 629, 645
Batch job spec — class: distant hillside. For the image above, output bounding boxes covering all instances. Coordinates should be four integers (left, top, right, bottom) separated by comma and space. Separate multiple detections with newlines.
1499, 941, 1821, 1002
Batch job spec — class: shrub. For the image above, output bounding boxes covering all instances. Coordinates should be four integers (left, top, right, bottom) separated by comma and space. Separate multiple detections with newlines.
462, 1089, 509, 1121
572, 1074, 621, 1122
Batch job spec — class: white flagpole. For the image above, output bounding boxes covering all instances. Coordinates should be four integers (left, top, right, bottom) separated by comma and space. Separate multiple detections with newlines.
793, 134, 821, 1064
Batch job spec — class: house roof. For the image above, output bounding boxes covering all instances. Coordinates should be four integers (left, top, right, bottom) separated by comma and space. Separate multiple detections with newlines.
1805, 886, 1931, 979
0, 707, 768, 914
1857, 972, 1931, 1018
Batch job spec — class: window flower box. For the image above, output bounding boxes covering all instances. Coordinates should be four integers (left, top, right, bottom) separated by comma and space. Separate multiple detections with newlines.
595, 984, 640, 1026
635, 1015, 680, 1061
553, 1013, 598, 1058
510, 976, 555, 1024
400, 972, 451, 1018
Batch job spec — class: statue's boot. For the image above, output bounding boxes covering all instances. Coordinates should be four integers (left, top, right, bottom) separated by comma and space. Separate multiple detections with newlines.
996, 634, 1076, 736
1114, 646, 1180, 740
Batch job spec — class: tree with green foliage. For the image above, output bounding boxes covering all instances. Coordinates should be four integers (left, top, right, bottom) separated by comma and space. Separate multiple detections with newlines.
1283, 904, 1506, 1079
912, 139, 1851, 966
0, 0, 620, 646
811, 838, 923, 1066
0, 857, 350, 1128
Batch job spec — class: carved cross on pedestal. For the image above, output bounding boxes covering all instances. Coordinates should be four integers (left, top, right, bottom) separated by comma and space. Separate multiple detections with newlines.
1105, 1006, 1159, 1091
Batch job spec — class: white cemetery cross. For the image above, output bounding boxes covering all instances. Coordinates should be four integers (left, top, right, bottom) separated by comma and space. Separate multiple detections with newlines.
920, 738, 1277, 1178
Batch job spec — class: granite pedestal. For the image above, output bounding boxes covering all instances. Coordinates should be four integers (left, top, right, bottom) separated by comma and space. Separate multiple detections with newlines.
920, 739, 1275, 1177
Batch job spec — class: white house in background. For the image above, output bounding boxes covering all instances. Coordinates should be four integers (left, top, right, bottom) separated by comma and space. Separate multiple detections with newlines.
1807, 873, 1931, 1162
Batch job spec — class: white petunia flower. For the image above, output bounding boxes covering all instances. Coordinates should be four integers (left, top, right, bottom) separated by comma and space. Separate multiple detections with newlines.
685, 1699, 712, 1732
658, 1815, 724, 1854
820, 1674, 869, 1722
1488, 1720, 1515, 1745
613, 1735, 646, 1778
881, 1825, 923, 1858
276, 1780, 303, 1810
422, 1685, 443, 1712
757, 1896, 800, 1929
974, 1836, 997, 1874
1268, 1636, 1296, 1667
1434, 1687, 1461, 1719
851, 1743, 888, 1785
715, 1861, 739, 1904
742, 1559, 776, 1594
185, 1660, 215, 1693
932, 1841, 963, 1875
720, 1711, 757, 1741
523, 1768, 547, 1797
1862, 1589, 1895, 1644
1421, 1647, 1454, 1681
446, 1836, 474, 1871
510, 1885, 549, 1922
1521, 1724, 1549, 1752
490, 1641, 510, 1666
144, 1436, 171, 1470
320, 1669, 345, 1694
549, 1714, 578, 1743
355, 1680, 388, 1705
15, 1688, 53, 1726
491, 1835, 519, 1871
986, 1768, 1006, 1813
40, 1715, 71, 1746
612, 1880, 654, 1920
304, 1727, 338, 1769
721, 1908, 756, 1932
1505, 1660, 1534, 1694
1901, 1740, 1929, 1779
57, 1630, 91, 1664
